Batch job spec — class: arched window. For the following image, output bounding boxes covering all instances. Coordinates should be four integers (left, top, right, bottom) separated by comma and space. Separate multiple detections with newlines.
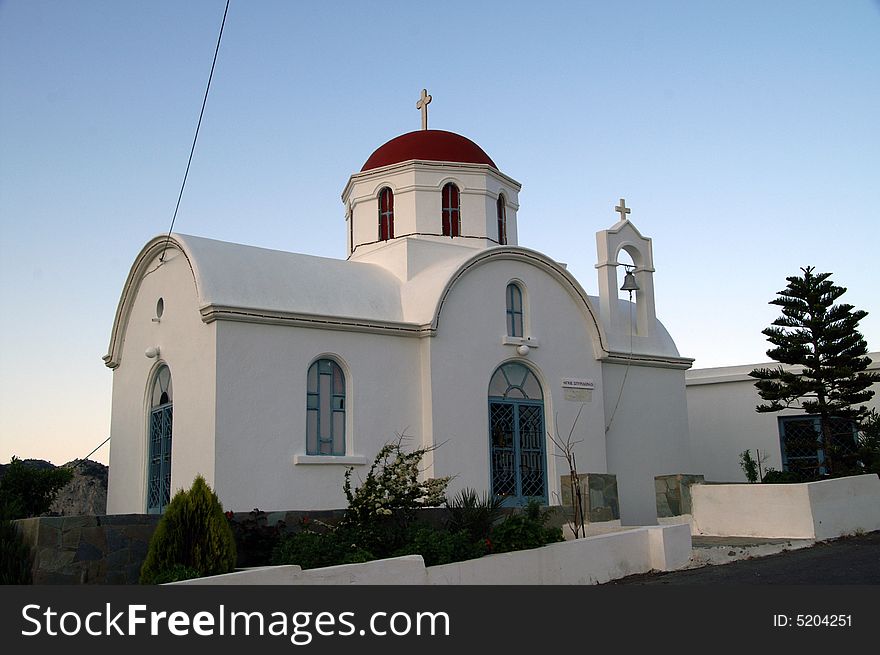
306, 359, 346, 456
488, 362, 546, 505
147, 365, 173, 514
441, 183, 460, 237
506, 283, 524, 337
497, 194, 507, 245
378, 187, 394, 241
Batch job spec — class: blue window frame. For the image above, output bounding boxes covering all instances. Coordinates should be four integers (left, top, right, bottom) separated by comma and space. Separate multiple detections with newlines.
488, 362, 546, 506
147, 365, 172, 514
506, 283, 524, 337
307, 359, 346, 455
778, 415, 858, 475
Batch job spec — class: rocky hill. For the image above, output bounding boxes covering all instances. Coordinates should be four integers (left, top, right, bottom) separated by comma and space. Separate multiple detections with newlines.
0, 458, 108, 516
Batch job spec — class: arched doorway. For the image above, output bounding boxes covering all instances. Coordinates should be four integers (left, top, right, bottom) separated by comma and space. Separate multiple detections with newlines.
147, 365, 173, 514
488, 362, 547, 505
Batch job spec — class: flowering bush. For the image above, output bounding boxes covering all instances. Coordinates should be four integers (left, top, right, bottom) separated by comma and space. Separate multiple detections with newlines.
343, 441, 450, 524
340, 440, 450, 556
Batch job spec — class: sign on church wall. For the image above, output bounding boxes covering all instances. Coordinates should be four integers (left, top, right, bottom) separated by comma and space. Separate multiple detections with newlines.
562, 378, 594, 402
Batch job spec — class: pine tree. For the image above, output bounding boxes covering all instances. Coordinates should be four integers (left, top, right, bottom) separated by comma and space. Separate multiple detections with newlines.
749, 266, 878, 474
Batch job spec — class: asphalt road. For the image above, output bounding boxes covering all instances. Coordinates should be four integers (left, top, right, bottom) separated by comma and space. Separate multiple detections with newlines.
611, 530, 880, 585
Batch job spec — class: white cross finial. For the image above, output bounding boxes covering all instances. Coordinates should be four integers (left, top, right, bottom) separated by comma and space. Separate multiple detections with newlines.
416, 88, 432, 130
615, 198, 631, 221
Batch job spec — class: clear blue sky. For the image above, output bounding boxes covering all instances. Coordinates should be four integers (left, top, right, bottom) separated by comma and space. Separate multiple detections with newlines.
1, 1, 878, 466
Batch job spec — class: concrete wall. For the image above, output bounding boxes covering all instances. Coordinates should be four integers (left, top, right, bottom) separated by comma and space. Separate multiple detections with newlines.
690, 474, 880, 539
107, 246, 217, 514
686, 355, 879, 482
172, 524, 692, 586
604, 363, 693, 525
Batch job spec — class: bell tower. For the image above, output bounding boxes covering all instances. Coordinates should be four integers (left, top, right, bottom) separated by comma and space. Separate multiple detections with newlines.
595, 199, 657, 337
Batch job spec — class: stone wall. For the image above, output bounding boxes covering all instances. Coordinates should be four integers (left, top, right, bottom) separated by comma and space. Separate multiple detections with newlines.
14, 514, 160, 584
655, 474, 705, 517
560, 473, 620, 523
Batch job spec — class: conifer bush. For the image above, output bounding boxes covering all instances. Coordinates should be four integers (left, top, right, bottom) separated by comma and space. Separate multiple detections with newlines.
139, 475, 237, 584
0, 518, 32, 584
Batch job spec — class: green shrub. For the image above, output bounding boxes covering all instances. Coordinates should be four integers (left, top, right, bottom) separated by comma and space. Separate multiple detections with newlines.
150, 564, 202, 584
491, 501, 564, 554
446, 487, 504, 542
739, 450, 759, 483
139, 475, 237, 584
0, 457, 73, 519
393, 525, 487, 566
227, 508, 285, 568
762, 468, 811, 484
271, 528, 372, 569
0, 519, 32, 584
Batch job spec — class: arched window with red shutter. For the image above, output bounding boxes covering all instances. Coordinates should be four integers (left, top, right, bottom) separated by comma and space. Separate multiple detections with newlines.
497, 194, 507, 245
378, 187, 394, 241
441, 183, 460, 237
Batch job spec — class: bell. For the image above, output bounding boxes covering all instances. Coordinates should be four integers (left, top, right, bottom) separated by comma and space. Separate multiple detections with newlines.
620, 270, 639, 292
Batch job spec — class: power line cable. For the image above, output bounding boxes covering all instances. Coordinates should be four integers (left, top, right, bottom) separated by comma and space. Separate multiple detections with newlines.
79, 436, 111, 462
160, 0, 231, 262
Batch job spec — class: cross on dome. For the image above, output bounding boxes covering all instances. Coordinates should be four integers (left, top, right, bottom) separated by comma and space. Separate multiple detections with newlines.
615, 198, 631, 221
416, 88, 432, 130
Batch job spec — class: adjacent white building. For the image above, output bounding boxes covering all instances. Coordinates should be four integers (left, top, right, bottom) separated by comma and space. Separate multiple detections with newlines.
687, 355, 880, 482
105, 122, 695, 525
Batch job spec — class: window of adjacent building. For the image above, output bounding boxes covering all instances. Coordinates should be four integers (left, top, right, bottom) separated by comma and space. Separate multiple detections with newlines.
307, 359, 346, 456
497, 194, 507, 245
778, 415, 858, 475
506, 283, 524, 338
378, 187, 394, 241
441, 183, 460, 237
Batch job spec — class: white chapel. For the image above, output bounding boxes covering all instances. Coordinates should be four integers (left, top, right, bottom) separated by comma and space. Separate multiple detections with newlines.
105, 93, 695, 525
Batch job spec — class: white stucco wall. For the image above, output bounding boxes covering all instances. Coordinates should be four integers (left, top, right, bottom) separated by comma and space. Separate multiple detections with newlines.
172, 524, 692, 585
106, 245, 217, 514
686, 356, 880, 482
603, 363, 693, 525
424, 256, 608, 506
213, 322, 423, 512
690, 474, 880, 539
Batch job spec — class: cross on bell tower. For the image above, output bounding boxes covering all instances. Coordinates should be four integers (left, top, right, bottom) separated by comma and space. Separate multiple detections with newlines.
615, 198, 631, 222
416, 88, 432, 130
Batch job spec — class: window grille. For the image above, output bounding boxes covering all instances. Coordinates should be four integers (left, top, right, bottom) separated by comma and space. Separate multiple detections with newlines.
147, 365, 172, 514
488, 362, 546, 505
779, 415, 858, 475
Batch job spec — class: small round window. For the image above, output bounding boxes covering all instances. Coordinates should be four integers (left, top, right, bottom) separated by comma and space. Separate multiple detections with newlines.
156, 298, 164, 319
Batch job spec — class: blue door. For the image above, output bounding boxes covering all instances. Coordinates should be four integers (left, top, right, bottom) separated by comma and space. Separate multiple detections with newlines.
147, 404, 172, 513
488, 363, 547, 505
147, 365, 173, 514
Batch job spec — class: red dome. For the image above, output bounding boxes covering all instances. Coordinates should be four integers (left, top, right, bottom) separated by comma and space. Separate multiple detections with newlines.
361, 130, 497, 171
